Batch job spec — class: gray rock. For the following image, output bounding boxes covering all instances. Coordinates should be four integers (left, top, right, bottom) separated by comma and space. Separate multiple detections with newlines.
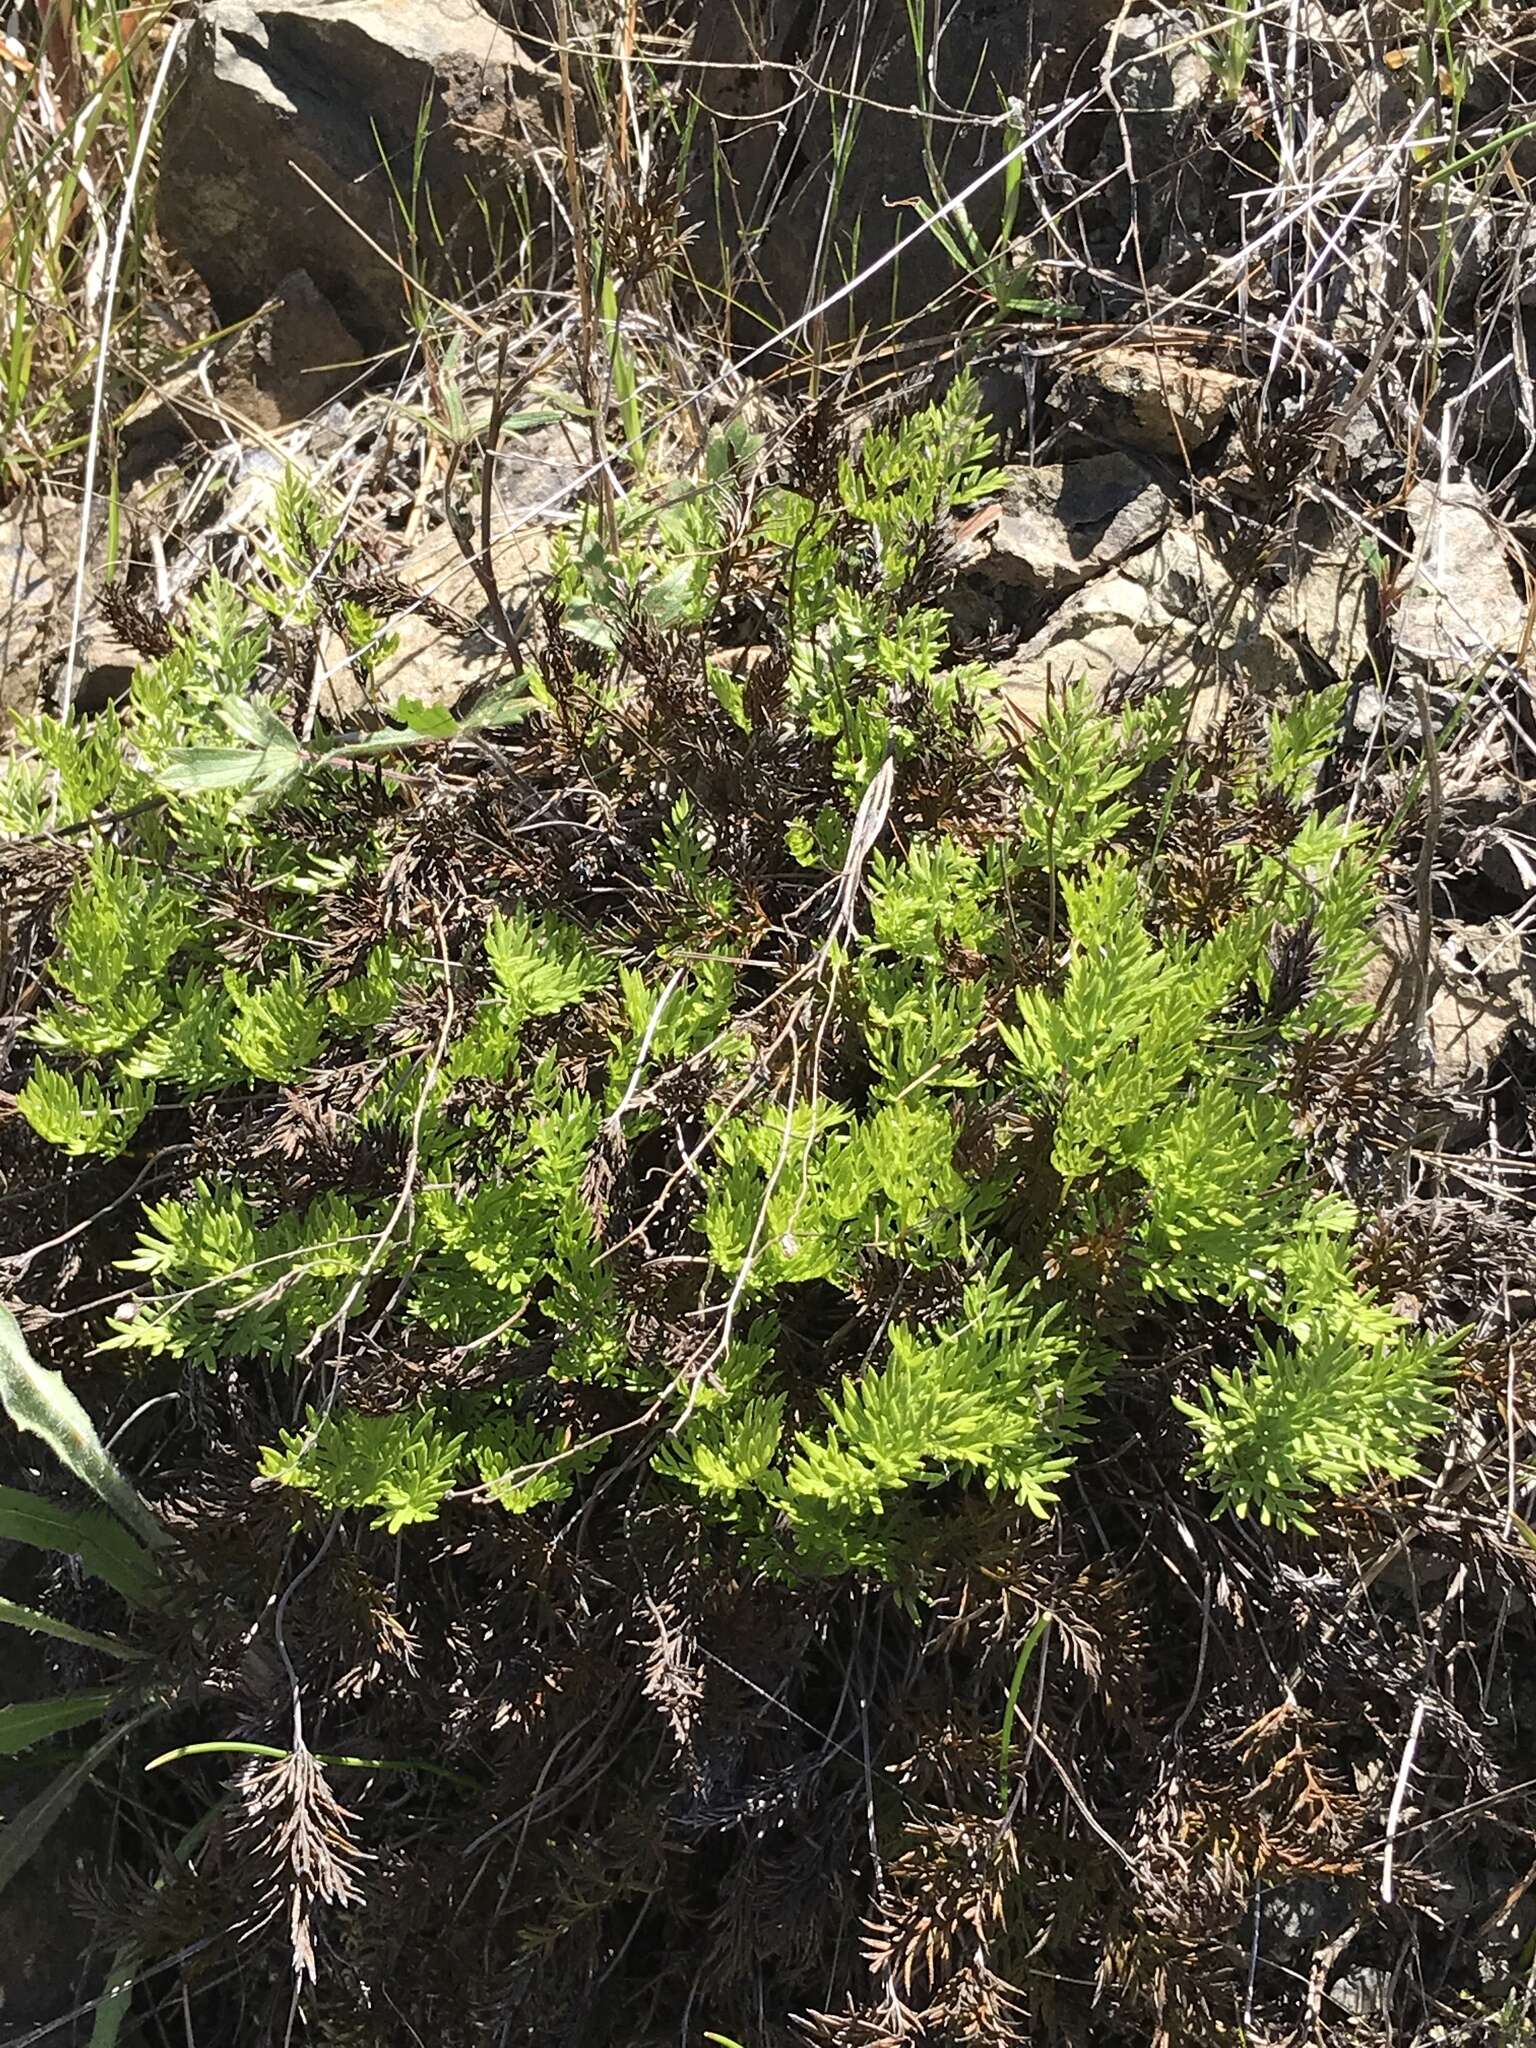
975, 454, 1166, 593
157, 0, 561, 348
1330, 1965, 1391, 2019
1395, 479, 1528, 675
1099, 10, 1208, 124
1268, 502, 1375, 679
994, 570, 1178, 730
0, 497, 111, 719
1259, 1879, 1351, 1951
233, 268, 370, 427
993, 515, 1306, 730
1314, 59, 1413, 181
1090, 10, 1210, 263
67, 621, 142, 715
1361, 908, 1536, 1086
1456, 785, 1536, 904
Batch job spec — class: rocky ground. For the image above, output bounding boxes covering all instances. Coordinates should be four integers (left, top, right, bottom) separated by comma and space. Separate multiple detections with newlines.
2, 0, 1536, 2042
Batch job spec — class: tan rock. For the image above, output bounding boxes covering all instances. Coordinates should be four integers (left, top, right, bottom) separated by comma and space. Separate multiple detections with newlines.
1395, 480, 1528, 675
1272, 541, 1375, 679
1362, 908, 1535, 1084
313, 519, 550, 727
994, 517, 1307, 732
1051, 346, 1246, 458
995, 572, 1178, 730
0, 509, 57, 715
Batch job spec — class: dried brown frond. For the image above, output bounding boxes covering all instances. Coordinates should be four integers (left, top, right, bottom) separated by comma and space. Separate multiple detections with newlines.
862, 1813, 1017, 2001
1154, 792, 1247, 937
245, 1067, 404, 1199
1229, 381, 1344, 538
274, 623, 320, 697
98, 580, 175, 658
787, 392, 849, 503
1243, 779, 1304, 857
894, 518, 964, 610
795, 2001, 912, 2048
0, 838, 79, 1053
702, 1829, 850, 1994
202, 850, 292, 973
328, 571, 468, 638
325, 1558, 420, 1699
926, 1957, 1031, 2047
1264, 919, 1322, 1024
232, 1745, 369, 1982
1284, 1029, 1412, 1153
741, 634, 792, 727
637, 1590, 704, 1756
1355, 1198, 1535, 1327
1043, 1191, 1146, 1303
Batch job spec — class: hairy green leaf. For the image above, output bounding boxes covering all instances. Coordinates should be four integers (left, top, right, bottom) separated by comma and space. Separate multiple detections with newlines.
0, 1306, 168, 1550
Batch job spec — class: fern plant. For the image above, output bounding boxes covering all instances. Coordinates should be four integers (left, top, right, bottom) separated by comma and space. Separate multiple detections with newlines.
1, 379, 1452, 1580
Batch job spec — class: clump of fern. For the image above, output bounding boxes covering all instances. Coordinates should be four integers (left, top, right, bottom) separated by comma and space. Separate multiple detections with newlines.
1, 380, 1451, 1580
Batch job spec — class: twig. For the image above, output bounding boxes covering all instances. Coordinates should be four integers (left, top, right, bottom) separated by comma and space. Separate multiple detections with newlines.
59, 17, 186, 724
1380, 1692, 1428, 1904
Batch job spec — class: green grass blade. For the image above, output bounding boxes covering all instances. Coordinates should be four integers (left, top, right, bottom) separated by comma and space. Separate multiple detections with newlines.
0, 1595, 144, 1660
998, 1612, 1052, 1808
145, 1738, 479, 1790
0, 1714, 145, 1898
0, 1485, 163, 1607
0, 1687, 119, 1756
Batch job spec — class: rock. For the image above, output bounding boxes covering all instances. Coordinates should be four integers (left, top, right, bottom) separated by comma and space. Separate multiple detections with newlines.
1315, 60, 1412, 180
118, 271, 367, 463
682, 0, 1125, 338
1050, 346, 1245, 457
226, 269, 369, 429
1090, 10, 1211, 265
1259, 1879, 1351, 1951
0, 509, 57, 715
1464, 33, 1536, 183
994, 515, 1306, 730
315, 517, 551, 727
1427, 919, 1536, 1077
0, 496, 116, 719
1410, 183, 1494, 323
1455, 783, 1536, 904
1394, 480, 1527, 675
66, 621, 141, 715
1330, 1966, 1391, 2020
972, 454, 1166, 593
488, 415, 590, 520
1361, 909, 1536, 1085
1268, 502, 1375, 679
994, 571, 1176, 729
1100, 10, 1208, 127
157, 1, 561, 348
1138, 519, 1306, 698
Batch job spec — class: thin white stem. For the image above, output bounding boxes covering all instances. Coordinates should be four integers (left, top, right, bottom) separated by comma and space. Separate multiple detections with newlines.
60, 19, 187, 723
